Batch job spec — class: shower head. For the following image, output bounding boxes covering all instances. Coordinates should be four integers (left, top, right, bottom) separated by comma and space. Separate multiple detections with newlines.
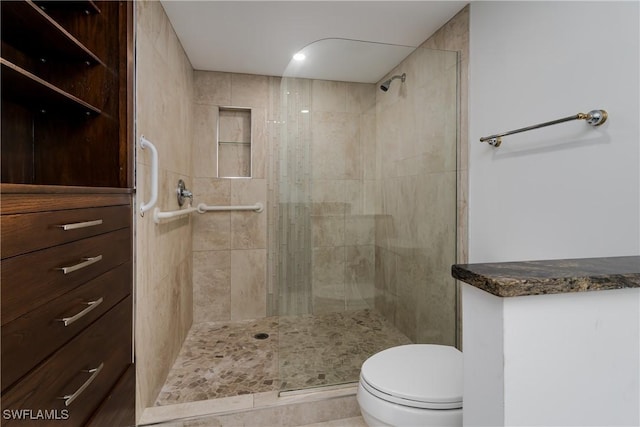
380, 73, 406, 92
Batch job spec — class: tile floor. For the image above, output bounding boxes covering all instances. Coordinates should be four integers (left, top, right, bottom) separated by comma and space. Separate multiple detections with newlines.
155, 309, 411, 405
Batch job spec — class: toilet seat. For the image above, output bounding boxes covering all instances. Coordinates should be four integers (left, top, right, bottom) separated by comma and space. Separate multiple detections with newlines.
360, 344, 462, 410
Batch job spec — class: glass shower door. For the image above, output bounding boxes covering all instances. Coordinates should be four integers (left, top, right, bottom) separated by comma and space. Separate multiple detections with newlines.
273, 40, 459, 393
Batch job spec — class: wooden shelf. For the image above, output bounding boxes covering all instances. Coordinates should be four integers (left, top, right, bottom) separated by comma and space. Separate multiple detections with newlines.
1, 1, 133, 188
1, 58, 101, 115
0, 0, 105, 66
33, 0, 101, 15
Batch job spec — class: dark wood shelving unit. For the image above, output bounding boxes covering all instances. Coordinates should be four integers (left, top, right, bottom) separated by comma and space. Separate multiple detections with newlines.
1, 59, 101, 115
1, 0, 135, 424
1, 0, 132, 188
33, 0, 101, 15
1, 0, 104, 66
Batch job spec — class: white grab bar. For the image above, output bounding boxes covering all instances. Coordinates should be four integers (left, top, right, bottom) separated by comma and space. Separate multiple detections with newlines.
197, 202, 263, 213
153, 203, 262, 225
139, 135, 158, 216
153, 206, 199, 224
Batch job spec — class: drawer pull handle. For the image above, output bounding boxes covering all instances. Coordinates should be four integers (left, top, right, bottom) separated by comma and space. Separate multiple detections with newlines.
57, 255, 103, 274
59, 363, 104, 407
57, 297, 104, 326
57, 219, 103, 231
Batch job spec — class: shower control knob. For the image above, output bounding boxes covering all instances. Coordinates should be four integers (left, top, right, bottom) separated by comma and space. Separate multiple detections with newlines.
177, 179, 193, 207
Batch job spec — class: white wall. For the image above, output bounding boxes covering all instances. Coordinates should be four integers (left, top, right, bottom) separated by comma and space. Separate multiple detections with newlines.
469, 1, 640, 264
466, 2, 640, 425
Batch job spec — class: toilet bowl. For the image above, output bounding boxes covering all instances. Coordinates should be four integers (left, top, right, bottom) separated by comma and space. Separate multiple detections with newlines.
357, 344, 462, 427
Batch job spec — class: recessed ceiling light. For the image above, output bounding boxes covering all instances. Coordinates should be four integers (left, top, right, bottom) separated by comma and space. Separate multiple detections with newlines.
300, 109, 310, 114
293, 53, 306, 61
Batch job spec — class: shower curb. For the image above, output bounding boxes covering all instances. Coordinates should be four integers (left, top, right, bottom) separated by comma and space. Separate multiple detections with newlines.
139, 384, 359, 426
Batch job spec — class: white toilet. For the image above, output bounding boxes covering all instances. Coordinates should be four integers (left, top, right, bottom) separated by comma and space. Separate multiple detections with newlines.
357, 344, 463, 427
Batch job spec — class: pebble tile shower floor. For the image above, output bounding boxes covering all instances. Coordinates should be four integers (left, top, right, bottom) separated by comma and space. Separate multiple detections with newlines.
155, 309, 411, 405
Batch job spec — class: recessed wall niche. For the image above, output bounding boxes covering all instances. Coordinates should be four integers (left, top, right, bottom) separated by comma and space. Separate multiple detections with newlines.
218, 106, 252, 178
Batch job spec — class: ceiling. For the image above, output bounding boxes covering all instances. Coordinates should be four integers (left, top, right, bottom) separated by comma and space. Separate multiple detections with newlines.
160, 1, 468, 83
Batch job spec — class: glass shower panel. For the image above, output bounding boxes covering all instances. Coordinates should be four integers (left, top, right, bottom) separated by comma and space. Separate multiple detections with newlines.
274, 40, 459, 393
275, 77, 313, 316
375, 47, 459, 346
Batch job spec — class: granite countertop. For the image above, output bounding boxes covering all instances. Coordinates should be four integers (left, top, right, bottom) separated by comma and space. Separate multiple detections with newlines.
451, 256, 640, 297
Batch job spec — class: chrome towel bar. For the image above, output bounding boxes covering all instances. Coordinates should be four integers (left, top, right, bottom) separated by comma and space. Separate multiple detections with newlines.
480, 109, 608, 147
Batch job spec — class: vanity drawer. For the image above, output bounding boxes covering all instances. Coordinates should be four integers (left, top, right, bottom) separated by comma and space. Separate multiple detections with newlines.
1, 205, 131, 259
1, 296, 132, 427
1, 228, 131, 325
1, 262, 131, 391
85, 364, 135, 427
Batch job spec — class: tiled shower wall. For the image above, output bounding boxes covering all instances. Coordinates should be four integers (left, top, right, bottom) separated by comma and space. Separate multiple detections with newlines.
374, 7, 469, 345
135, 0, 195, 418
423, 6, 469, 271
191, 74, 377, 321
191, 72, 274, 322
427, 6, 470, 348
189, 7, 469, 326
375, 47, 458, 344
308, 81, 377, 314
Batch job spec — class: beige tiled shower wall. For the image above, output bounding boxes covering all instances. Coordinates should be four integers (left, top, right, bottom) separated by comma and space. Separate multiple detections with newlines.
422, 6, 470, 270
192, 73, 377, 321
135, 0, 195, 419
192, 72, 274, 322
374, 6, 469, 346
309, 81, 377, 313
428, 6, 470, 349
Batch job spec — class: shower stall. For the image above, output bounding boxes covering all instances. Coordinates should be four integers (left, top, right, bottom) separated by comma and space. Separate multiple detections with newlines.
151, 39, 459, 408
271, 40, 459, 393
